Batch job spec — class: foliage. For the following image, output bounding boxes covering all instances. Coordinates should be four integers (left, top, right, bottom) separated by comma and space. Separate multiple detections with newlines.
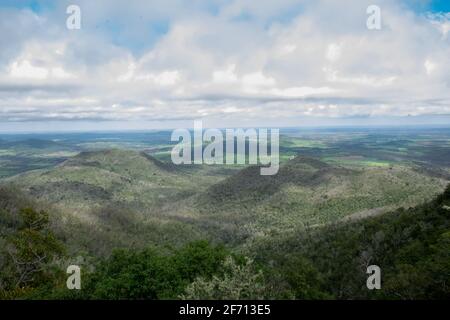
64, 241, 231, 299
255, 184, 450, 299
0, 208, 65, 298
181, 257, 267, 300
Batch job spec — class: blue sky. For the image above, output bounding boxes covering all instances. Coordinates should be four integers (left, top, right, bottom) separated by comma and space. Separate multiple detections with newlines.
0, 0, 449, 132
424, 0, 450, 12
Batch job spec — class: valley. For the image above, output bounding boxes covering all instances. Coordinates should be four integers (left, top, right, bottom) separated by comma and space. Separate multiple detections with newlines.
0, 127, 449, 299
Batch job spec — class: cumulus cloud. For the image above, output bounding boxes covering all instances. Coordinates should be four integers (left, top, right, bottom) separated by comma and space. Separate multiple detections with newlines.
0, 0, 449, 129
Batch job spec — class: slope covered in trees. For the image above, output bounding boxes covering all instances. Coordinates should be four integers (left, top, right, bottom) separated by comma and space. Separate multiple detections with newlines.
254, 184, 450, 299
1, 184, 449, 299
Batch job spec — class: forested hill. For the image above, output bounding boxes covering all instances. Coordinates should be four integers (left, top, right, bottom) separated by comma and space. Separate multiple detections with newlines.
1, 183, 449, 299
254, 184, 450, 299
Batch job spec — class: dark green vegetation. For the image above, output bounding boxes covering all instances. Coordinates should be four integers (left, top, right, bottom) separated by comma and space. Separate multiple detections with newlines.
0, 203, 65, 299
254, 184, 450, 299
1, 184, 449, 299
0, 128, 450, 299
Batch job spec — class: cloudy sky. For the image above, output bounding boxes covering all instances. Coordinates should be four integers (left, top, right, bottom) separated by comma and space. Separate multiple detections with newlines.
0, 0, 449, 132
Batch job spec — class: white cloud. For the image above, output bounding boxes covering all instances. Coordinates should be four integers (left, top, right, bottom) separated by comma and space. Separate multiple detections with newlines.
0, 0, 449, 127
269, 86, 338, 97
213, 65, 239, 84
9, 60, 49, 80
428, 12, 450, 39
424, 59, 437, 75
51, 67, 75, 79
324, 67, 398, 87
325, 43, 342, 62
137, 70, 181, 86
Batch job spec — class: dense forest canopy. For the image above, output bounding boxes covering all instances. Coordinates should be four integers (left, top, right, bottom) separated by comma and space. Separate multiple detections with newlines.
1, 184, 449, 299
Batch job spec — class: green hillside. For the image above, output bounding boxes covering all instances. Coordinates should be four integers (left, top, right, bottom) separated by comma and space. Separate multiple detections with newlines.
1, 180, 449, 299
170, 156, 448, 244
252, 184, 450, 299
5, 150, 208, 219
3, 150, 447, 250
1, 150, 225, 255
6, 149, 445, 245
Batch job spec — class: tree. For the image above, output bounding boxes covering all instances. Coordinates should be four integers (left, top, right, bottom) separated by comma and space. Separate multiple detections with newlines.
180, 256, 267, 300
84, 241, 230, 299
1, 208, 64, 296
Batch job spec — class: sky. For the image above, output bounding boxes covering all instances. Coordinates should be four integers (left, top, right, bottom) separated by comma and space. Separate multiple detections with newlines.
0, 0, 449, 132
